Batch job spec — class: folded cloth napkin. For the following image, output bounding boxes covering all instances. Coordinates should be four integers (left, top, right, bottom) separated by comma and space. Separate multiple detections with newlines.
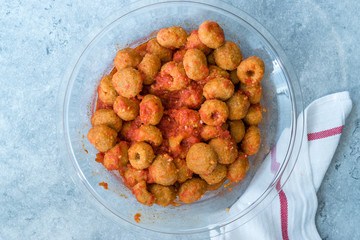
213, 91, 352, 240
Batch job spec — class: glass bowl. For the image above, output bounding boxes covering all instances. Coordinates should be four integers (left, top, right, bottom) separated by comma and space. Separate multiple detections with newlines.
57, 0, 304, 238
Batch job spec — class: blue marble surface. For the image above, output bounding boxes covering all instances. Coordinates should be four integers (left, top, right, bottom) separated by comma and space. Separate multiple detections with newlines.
0, 0, 359, 239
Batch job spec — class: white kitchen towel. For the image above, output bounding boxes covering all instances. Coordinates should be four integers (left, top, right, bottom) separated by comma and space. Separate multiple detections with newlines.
214, 91, 352, 240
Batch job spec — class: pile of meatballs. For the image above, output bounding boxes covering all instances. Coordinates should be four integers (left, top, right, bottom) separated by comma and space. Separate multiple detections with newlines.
87, 21, 265, 207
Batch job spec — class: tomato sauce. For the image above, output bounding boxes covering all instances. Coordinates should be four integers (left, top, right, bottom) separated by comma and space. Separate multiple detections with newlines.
99, 182, 108, 189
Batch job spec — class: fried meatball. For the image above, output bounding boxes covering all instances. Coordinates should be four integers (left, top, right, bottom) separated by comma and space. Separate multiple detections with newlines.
209, 137, 238, 164
132, 181, 155, 206
91, 109, 122, 132
178, 178, 207, 204
200, 164, 227, 185
137, 53, 161, 85
207, 178, 226, 191
114, 48, 142, 71
87, 125, 117, 152
146, 38, 173, 62
149, 184, 176, 207
207, 65, 230, 80
241, 125, 261, 156
227, 152, 250, 182
207, 51, 216, 65
140, 94, 164, 125
103, 141, 129, 171
239, 82, 262, 104
243, 103, 262, 125
113, 96, 139, 121
229, 120, 245, 143
237, 56, 265, 85
214, 41, 242, 70
185, 30, 212, 55
183, 48, 209, 81
112, 67, 143, 98
136, 125, 163, 147
157, 26, 187, 49
199, 99, 229, 126
123, 165, 148, 188
229, 70, 240, 84
200, 125, 224, 141
148, 154, 177, 186
128, 142, 155, 170
173, 48, 187, 62
203, 77, 234, 100
198, 21, 225, 49
186, 142, 218, 175
174, 158, 193, 183
226, 92, 250, 120
155, 61, 190, 91
97, 75, 118, 105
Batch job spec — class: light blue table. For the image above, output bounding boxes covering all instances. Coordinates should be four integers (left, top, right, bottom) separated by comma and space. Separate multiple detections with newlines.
1, 0, 359, 239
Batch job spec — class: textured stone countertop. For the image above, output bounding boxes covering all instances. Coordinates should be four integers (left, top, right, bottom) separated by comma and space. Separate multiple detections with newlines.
0, 0, 359, 239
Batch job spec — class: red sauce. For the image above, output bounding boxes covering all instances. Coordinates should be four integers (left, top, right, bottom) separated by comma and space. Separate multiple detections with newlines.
95, 96, 112, 111
151, 81, 203, 109
134, 213, 141, 223
99, 182, 108, 189
95, 152, 105, 164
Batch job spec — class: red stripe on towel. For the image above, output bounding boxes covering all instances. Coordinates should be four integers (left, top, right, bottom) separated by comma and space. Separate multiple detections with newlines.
307, 126, 343, 141
276, 181, 289, 240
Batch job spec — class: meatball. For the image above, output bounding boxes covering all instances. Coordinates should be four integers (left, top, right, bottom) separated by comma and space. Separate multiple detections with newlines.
226, 92, 250, 120
214, 41, 242, 70
207, 178, 226, 191
183, 49, 209, 80
136, 125, 163, 147
173, 48, 187, 62
155, 61, 190, 91
146, 38, 173, 62
198, 21, 225, 49
178, 178, 207, 204
239, 82, 262, 104
149, 184, 176, 207
209, 138, 238, 164
137, 53, 161, 85
103, 141, 129, 171
157, 26, 187, 49
186, 142, 218, 175
91, 109, 122, 132
199, 99, 229, 126
174, 158, 193, 183
112, 67, 143, 98
113, 96, 139, 121
200, 164, 227, 185
200, 125, 224, 141
123, 165, 148, 188
185, 30, 211, 55
148, 154, 177, 186
229, 120, 245, 143
229, 70, 240, 84
203, 77, 234, 101
97, 75, 118, 105
207, 51, 216, 65
237, 56, 265, 85
128, 142, 155, 170
241, 125, 261, 156
114, 48, 142, 71
227, 152, 250, 182
87, 125, 117, 152
132, 181, 155, 206
139, 94, 164, 125
207, 65, 230, 80
243, 103, 262, 125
